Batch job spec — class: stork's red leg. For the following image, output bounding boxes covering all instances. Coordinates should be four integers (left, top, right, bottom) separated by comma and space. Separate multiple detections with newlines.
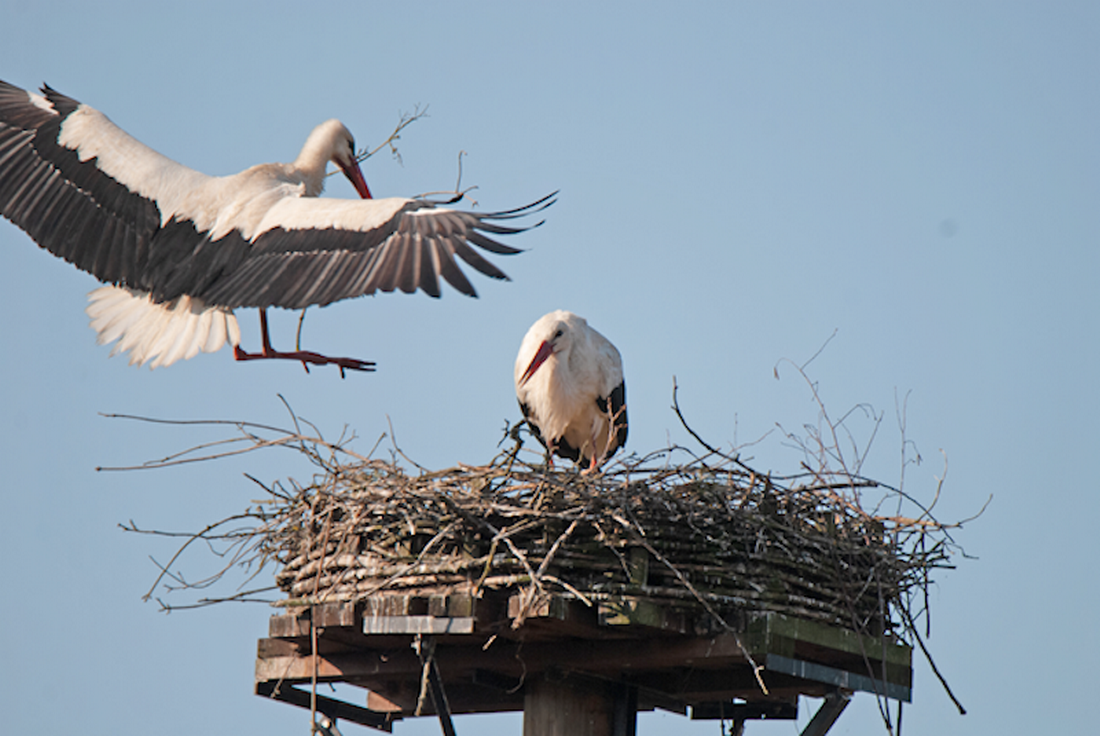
233, 309, 375, 376
259, 308, 274, 354
581, 430, 605, 473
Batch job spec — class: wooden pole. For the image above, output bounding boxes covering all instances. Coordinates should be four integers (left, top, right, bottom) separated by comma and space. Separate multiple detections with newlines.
523, 676, 636, 736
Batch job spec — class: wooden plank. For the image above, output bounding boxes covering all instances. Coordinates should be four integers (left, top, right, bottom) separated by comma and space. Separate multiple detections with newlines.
509, 592, 579, 621
447, 594, 476, 617
749, 613, 911, 667
508, 593, 603, 637
269, 613, 308, 638
766, 654, 911, 703
740, 612, 912, 694
257, 652, 358, 682
363, 615, 475, 635
269, 602, 359, 638
318, 601, 360, 627
256, 633, 754, 684
257, 637, 298, 658
367, 679, 527, 715
778, 636, 912, 690
626, 663, 809, 703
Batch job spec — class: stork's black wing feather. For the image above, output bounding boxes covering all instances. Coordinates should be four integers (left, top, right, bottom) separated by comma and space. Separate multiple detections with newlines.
198, 195, 554, 310
600, 381, 629, 455
0, 80, 165, 288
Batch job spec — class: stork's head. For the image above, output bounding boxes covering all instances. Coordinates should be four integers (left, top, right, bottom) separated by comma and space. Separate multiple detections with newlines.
296, 119, 372, 199
516, 310, 584, 386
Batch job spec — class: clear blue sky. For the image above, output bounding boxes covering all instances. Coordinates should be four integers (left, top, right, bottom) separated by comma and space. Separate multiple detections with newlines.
2, 2, 1098, 734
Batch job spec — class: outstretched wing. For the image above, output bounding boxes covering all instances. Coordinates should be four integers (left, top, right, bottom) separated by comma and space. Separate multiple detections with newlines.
0, 79, 208, 288
197, 192, 556, 309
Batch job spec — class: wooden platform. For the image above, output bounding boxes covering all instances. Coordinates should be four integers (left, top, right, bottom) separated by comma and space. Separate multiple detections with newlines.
254, 590, 911, 733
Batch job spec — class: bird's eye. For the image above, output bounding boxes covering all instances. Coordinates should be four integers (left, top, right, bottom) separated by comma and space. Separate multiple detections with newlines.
554, 329, 563, 338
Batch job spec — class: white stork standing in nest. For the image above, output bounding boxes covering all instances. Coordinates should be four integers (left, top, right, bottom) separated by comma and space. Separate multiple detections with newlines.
0, 79, 553, 374
514, 310, 627, 469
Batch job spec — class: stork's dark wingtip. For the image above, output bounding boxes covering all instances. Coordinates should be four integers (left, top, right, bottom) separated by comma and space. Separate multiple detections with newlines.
483, 191, 558, 220
532, 190, 559, 205
522, 193, 557, 218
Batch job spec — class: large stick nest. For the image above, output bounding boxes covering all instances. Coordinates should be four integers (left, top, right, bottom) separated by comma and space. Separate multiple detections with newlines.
118, 381, 974, 645
257, 444, 953, 638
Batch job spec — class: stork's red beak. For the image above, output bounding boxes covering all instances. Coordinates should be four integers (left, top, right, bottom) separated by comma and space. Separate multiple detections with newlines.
520, 339, 554, 385
339, 158, 373, 200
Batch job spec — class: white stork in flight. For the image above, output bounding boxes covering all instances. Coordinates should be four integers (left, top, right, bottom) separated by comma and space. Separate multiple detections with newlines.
0, 79, 553, 374
514, 310, 627, 469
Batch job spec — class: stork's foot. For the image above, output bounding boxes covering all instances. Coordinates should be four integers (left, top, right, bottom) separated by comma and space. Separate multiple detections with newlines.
233, 344, 376, 377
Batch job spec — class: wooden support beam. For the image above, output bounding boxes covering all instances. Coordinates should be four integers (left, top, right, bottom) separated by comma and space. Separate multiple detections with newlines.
255, 681, 398, 732
415, 637, 457, 736
610, 683, 638, 736
523, 676, 636, 736
801, 691, 851, 736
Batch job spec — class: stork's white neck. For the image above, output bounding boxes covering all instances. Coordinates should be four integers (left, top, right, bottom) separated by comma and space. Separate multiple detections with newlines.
291, 119, 348, 197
